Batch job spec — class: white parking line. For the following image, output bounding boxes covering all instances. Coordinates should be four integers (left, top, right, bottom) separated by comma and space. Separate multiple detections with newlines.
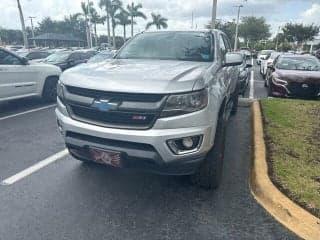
1, 149, 68, 186
249, 58, 254, 99
0, 104, 56, 121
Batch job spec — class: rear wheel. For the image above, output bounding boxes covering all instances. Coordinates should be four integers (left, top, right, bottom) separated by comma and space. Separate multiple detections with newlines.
191, 113, 226, 189
42, 76, 58, 102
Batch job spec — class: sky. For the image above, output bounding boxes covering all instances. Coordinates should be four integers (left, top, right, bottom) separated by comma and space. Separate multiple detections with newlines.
1, 0, 320, 38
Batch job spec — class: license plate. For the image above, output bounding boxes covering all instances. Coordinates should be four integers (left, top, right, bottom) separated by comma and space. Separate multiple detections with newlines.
89, 148, 122, 168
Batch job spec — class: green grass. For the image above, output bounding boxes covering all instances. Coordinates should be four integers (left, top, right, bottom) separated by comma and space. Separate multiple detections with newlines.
261, 98, 320, 218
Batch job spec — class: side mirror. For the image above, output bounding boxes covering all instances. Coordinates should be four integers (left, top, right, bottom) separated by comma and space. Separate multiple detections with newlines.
245, 63, 253, 68
268, 64, 275, 71
224, 53, 243, 67
21, 57, 29, 65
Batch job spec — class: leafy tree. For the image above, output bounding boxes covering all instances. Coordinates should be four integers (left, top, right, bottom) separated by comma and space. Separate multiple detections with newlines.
146, 13, 168, 30
282, 23, 319, 45
90, 8, 106, 46
239, 16, 271, 45
81, 1, 94, 46
115, 10, 131, 41
99, 0, 112, 45
109, 0, 122, 48
206, 20, 236, 46
127, 3, 146, 37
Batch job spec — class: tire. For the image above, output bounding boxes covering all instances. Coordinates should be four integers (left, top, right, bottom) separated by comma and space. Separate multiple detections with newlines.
42, 76, 58, 102
231, 83, 240, 115
191, 113, 226, 189
267, 80, 273, 97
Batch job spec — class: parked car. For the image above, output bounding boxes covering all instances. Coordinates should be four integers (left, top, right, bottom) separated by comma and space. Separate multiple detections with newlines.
87, 50, 114, 63
18, 50, 51, 61
237, 54, 252, 96
240, 49, 251, 59
266, 54, 320, 98
56, 30, 243, 189
0, 47, 61, 102
42, 50, 95, 71
257, 50, 274, 65
260, 51, 281, 79
315, 49, 320, 60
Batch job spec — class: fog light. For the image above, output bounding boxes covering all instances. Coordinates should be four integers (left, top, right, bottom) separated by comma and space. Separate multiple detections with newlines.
167, 135, 203, 155
182, 137, 194, 149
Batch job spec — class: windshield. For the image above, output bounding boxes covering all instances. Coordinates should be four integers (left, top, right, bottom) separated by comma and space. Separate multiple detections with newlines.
117, 32, 213, 62
276, 57, 320, 71
270, 52, 280, 59
44, 52, 70, 63
260, 50, 273, 55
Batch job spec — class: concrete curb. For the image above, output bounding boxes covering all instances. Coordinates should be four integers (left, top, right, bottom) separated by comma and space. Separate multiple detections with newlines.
250, 101, 320, 240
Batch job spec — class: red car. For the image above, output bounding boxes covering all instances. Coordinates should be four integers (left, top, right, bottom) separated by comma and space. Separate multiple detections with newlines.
266, 54, 320, 98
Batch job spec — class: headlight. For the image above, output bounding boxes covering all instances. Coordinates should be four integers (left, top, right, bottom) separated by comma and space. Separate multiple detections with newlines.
160, 89, 208, 118
57, 81, 65, 102
273, 77, 288, 85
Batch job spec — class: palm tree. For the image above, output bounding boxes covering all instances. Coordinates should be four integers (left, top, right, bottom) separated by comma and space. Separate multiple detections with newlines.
146, 13, 168, 30
115, 10, 131, 41
90, 8, 106, 46
81, 1, 94, 47
127, 2, 146, 37
99, 0, 112, 46
109, 0, 122, 48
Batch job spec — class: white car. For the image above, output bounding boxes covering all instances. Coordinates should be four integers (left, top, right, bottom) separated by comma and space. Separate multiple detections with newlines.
257, 50, 274, 65
260, 52, 281, 78
0, 47, 61, 102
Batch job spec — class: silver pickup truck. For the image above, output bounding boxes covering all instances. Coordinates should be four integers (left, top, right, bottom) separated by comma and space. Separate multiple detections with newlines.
56, 30, 247, 189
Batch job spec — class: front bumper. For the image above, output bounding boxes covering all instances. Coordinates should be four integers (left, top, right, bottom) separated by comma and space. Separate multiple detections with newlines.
56, 99, 215, 175
270, 80, 320, 98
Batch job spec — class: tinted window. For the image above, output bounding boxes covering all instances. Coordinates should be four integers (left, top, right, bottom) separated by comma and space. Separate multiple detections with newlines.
0, 50, 22, 65
117, 32, 213, 62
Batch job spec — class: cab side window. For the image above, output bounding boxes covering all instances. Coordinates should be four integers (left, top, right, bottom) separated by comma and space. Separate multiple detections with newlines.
222, 35, 232, 52
219, 35, 227, 55
0, 50, 21, 65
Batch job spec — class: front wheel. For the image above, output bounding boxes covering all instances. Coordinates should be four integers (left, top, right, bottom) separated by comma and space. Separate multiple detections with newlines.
191, 113, 226, 189
231, 83, 240, 115
42, 77, 58, 102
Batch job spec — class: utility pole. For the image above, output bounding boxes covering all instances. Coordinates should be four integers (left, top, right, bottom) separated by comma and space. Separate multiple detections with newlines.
29, 16, 36, 47
87, 0, 93, 48
275, 26, 281, 51
191, 11, 194, 29
17, 0, 28, 48
211, 0, 217, 29
234, 5, 243, 51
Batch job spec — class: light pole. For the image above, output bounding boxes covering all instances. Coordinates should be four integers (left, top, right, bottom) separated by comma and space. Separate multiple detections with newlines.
16, 0, 28, 48
29, 16, 36, 47
211, 0, 218, 29
275, 26, 281, 51
87, 0, 93, 48
234, 4, 243, 51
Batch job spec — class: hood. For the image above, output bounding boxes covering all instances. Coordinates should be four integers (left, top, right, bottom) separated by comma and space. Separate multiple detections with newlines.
60, 59, 210, 94
275, 69, 320, 84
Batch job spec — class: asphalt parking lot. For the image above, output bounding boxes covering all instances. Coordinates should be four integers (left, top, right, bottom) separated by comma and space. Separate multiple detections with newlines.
0, 63, 298, 240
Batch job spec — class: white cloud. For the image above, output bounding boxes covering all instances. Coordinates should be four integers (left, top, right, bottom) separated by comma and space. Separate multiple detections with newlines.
301, 3, 320, 25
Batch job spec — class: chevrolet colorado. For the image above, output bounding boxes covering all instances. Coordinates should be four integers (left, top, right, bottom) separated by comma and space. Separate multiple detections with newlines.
56, 30, 243, 189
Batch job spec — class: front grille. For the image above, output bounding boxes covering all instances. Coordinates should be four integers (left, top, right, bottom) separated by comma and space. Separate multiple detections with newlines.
65, 86, 165, 129
69, 104, 157, 129
287, 82, 320, 98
